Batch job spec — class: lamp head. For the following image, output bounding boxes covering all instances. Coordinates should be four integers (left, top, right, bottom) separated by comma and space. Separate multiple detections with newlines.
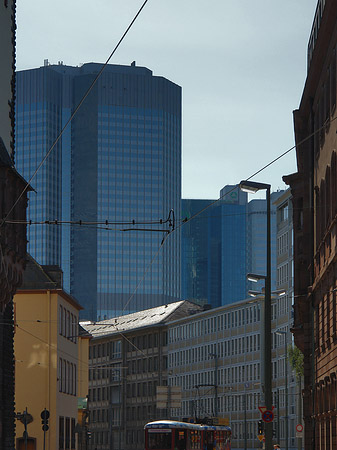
239, 180, 271, 193
247, 273, 266, 282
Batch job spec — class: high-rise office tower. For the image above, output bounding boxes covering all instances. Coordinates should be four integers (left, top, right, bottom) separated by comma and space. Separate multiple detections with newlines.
181, 185, 283, 307
181, 186, 248, 307
246, 191, 284, 293
16, 62, 181, 319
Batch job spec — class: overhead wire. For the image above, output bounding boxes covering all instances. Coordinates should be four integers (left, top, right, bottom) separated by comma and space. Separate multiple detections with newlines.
0, 0, 150, 230
7, 0, 335, 317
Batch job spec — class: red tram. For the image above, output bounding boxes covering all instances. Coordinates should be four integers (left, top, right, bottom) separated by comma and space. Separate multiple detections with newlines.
144, 420, 231, 450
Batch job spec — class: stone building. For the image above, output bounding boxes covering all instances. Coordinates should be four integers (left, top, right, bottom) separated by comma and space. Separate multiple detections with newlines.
0, 1, 29, 448
83, 301, 203, 450
284, 1, 337, 449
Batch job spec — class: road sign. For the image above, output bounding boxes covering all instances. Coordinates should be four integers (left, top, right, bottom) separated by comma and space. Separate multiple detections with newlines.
257, 435, 264, 442
258, 406, 267, 414
296, 424, 303, 433
262, 410, 274, 423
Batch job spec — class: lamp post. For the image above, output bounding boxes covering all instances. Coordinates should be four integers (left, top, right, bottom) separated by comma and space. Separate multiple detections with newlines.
209, 353, 218, 418
276, 330, 288, 450
240, 180, 272, 450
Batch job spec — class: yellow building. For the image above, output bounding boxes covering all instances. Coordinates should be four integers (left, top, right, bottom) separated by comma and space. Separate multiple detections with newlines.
14, 256, 89, 450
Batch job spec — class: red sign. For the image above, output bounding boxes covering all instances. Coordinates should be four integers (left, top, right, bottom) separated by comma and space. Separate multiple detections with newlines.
258, 406, 267, 414
296, 424, 303, 433
262, 410, 274, 423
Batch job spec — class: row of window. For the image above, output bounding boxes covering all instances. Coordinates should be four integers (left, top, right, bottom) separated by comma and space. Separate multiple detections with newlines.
89, 333, 167, 360
277, 230, 290, 256
126, 380, 159, 398
314, 45, 336, 154
89, 340, 121, 360
169, 306, 260, 343
59, 305, 78, 343
176, 386, 295, 419
169, 334, 261, 365
170, 363, 261, 389
58, 358, 77, 396
277, 262, 290, 287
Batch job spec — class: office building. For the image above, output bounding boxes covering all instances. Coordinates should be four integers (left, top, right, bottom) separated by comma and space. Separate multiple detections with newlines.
82, 301, 203, 450
181, 186, 247, 307
84, 291, 299, 450
246, 190, 284, 293
284, 1, 337, 449
167, 294, 299, 450
16, 62, 182, 320
181, 186, 283, 307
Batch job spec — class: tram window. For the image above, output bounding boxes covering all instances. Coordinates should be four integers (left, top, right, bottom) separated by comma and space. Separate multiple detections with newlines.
174, 430, 186, 450
188, 430, 201, 449
148, 431, 172, 450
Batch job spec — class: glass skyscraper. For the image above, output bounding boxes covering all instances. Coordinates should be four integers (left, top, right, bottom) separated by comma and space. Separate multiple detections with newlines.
181, 186, 283, 308
181, 186, 248, 307
16, 62, 181, 319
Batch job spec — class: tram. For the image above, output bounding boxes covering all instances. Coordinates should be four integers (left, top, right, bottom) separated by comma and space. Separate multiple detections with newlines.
144, 420, 231, 450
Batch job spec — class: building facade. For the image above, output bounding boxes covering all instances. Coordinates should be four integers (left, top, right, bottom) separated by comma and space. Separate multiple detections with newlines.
0, 1, 29, 449
181, 186, 248, 308
167, 297, 299, 450
14, 257, 88, 450
83, 301, 203, 450
246, 190, 284, 294
284, 2, 337, 450
16, 62, 182, 320
181, 186, 283, 308
84, 294, 299, 450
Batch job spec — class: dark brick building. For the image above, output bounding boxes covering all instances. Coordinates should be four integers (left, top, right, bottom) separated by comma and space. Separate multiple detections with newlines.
0, 0, 29, 448
284, 1, 337, 449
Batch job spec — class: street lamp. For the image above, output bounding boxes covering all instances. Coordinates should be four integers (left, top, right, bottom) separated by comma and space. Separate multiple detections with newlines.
239, 180, 272, 450
209, 353, 218, 418
276, 330, 288, 450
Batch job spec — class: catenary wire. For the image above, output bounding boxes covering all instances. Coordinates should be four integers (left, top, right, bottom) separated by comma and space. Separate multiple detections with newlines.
0, 0, 150, 230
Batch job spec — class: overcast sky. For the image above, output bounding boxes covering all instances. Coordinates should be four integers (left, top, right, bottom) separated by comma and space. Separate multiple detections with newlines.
16, 0, 318, 199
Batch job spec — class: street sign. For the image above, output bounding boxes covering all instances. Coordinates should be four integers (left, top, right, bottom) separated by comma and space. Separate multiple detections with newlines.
257, 435, 264, 442
259, 406, 275, 415
296, 424, 303, 433
262, 410, 274, 423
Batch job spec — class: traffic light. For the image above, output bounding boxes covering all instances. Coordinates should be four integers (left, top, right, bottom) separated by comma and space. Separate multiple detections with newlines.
258, 420, 264, 435
41, 409, 50, 432
272, 429, 276, 438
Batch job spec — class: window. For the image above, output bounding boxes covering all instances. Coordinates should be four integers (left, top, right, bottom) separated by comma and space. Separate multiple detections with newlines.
65, 417, 70, 449
59, 417, 64, 450
59, 306, 63, 335
71, 418, 76, 450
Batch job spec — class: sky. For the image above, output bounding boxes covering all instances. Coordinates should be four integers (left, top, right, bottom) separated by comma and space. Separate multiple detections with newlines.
16, 0, 318, 199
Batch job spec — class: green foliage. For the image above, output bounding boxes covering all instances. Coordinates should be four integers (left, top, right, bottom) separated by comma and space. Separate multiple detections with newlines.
288, 344, 304, 381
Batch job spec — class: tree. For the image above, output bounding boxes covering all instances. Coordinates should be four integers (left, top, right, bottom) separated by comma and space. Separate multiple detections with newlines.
288, 344, 304, 381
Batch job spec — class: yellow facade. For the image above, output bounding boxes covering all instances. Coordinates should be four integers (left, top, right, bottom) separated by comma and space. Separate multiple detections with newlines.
14, 288, 88, 450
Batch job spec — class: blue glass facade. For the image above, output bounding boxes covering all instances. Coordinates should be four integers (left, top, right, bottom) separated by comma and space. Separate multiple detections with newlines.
16, 63, 181, 319
181, 186, 248, 307
246, 191, 284, 293
181, 186, 283, 307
